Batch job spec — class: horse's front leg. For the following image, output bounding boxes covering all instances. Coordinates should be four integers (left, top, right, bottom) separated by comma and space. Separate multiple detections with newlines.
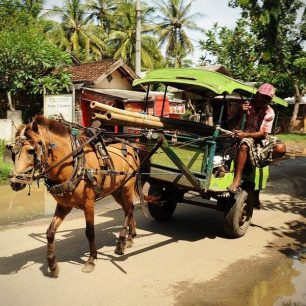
46, 204, 72, 278
82, 199, 97, 273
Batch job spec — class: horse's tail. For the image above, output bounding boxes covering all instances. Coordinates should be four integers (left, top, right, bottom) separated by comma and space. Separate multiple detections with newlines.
132, 143, 160, 216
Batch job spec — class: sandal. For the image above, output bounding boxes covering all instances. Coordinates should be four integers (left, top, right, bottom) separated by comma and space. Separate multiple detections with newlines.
227, 185, 242, 194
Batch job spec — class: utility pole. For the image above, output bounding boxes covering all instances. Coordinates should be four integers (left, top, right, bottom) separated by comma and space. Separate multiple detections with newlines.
135, 0, 141, 76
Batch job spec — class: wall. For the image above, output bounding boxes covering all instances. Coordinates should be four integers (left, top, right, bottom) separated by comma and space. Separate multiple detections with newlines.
93, 70, 133, 90
0, 111, 22, 141
0, 119, 15, 141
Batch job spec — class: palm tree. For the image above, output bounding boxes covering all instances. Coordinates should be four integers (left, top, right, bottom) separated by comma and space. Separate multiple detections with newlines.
22, 0, 46, 18
84, 0, 117, 34
107, 0, 162, 69
154, 0, 203, 67
45, 0, 105, 62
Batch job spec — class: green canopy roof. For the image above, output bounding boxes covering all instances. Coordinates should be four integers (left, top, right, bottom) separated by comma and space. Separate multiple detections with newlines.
133, 68, 287, 107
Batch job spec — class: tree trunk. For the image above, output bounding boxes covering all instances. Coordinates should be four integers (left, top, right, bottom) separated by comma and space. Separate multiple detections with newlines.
7, 91, 15, 111
289, 83, 301, 132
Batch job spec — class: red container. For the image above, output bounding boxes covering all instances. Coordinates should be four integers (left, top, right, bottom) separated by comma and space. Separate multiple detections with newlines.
154, 95, 169, 117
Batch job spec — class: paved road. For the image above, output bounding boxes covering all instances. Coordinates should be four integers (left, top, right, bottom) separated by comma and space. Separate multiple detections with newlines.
0, 158, 305, 306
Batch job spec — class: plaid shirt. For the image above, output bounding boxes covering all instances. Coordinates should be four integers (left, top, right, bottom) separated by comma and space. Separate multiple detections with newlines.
245, 105, 275, 133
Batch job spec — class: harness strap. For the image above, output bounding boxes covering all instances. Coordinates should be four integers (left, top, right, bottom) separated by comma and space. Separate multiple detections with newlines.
45, 136, 85, 196
35, 130, 103, 180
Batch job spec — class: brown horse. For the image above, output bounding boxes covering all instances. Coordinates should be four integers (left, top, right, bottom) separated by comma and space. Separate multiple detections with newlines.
8, 115, 150, 277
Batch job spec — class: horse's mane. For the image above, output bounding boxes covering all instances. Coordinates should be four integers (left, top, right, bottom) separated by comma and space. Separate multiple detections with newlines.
15, 124, 26, 137
32, 115, 70, 136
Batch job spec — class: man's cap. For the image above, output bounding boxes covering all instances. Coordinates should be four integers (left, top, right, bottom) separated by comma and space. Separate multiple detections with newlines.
258, 83, 276, 98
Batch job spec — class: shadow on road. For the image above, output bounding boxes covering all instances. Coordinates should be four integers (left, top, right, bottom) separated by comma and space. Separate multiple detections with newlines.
0, 204, 224, 276
253, 157, 306, 259
1, 158, 305, 276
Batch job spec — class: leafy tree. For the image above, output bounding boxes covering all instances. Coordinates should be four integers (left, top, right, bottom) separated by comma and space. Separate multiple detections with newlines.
0, 0, 45, 20
0, 26, 72, 110
199, 19, 259, 81
228, 0, 306, 130
107, 0, 162, 69
45, 0, 105, 62
21, 0, 45, 18
0, 0, 34, 29
154, 0, 203, 67
84, 0, 117, 34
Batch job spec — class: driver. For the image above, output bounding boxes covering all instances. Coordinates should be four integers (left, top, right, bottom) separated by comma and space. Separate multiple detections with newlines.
227, 83, 286, 193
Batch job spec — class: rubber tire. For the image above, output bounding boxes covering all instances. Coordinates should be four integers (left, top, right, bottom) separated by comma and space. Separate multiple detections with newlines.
147, 184, 178, 221
224, 189, 253, 238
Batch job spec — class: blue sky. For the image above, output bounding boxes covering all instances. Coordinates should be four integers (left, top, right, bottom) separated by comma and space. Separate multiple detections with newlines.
44, 0, 242, 63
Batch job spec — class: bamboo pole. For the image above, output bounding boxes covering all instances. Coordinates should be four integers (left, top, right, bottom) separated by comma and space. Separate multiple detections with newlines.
90, 101, 216, 135
90, 101, 161, 122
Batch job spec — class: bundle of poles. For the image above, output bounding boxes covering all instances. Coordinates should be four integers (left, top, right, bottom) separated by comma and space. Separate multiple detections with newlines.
90, 101, 234, 137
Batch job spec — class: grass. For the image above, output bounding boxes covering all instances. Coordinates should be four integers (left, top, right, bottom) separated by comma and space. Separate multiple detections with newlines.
0, 140, 13, 184
277, 134, 306, 141
151, 145, 205, 172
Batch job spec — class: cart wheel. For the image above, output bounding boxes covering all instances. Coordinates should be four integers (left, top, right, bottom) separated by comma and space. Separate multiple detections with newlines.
224, 190, 253, 238
147, 184, 178, 221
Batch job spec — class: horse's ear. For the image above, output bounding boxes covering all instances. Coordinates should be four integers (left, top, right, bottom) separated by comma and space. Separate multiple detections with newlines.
31, 121, 39, 134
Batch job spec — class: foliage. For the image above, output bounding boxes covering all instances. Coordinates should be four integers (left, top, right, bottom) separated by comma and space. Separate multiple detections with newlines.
84, 0, 118, 34
45, 0, 105, 62
199, 19, 259, 81
107, 0, 162, 69
228, 0, 306, 130
200, 2, 305, 92
154, 0, 203, 67
0, 25, 72, 95
0, 141, 12, 185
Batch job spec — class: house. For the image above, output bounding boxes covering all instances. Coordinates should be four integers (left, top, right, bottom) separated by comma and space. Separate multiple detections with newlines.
67, 59, 142, 126
69, 59, 184, 127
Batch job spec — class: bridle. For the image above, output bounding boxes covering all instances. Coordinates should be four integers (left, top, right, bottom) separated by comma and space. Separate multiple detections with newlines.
9, 129, 49, 185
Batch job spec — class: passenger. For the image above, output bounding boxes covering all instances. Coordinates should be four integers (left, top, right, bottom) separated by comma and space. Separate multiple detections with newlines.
227, 83, 286, 193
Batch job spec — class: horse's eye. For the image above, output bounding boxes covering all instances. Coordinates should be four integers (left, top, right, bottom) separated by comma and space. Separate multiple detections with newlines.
28, 149, 35, 155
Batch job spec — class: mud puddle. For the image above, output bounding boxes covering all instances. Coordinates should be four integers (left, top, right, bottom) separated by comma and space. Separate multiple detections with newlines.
0, 185, 56, 225
249, 255, 306, 306
173, 250, 306, 306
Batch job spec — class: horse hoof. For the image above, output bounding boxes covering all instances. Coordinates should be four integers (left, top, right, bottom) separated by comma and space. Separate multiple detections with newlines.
49, 264, 60, 278
126, 239, 133, 248
82, 261, 95, 273
115, 244, 125, 255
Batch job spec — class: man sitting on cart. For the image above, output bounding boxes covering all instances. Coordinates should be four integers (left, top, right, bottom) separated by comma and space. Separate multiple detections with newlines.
227, 83, 286, 193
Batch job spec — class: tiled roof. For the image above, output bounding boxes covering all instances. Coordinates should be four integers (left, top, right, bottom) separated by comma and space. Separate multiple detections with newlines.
68, 59, 119, 83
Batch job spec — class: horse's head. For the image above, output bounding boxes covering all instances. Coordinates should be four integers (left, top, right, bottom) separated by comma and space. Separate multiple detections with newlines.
8, 115, 71, 191
8, 120, 45, 191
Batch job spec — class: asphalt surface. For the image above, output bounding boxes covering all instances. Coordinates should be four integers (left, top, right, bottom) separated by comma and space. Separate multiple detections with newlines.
0, 157, 305, 306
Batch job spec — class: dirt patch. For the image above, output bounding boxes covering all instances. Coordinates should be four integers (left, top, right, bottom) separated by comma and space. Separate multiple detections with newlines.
172, 224, 306, 306
284, 141, 306, 157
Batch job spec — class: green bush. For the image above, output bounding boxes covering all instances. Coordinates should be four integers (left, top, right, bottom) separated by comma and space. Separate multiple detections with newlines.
0, 140, 13, 184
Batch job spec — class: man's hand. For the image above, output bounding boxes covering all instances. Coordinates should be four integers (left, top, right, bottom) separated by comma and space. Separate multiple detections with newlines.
241, 101, 251, 112
234, 129, 246, 139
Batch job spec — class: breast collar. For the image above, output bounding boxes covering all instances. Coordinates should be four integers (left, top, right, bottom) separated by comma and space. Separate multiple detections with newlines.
44, 136, 85, 197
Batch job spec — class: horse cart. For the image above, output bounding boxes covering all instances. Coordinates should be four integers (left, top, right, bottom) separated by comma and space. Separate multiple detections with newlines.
6, 68, 287, 276
91, 68, 287, 238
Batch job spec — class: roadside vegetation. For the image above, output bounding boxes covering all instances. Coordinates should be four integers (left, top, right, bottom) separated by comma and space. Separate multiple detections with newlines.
0, 141, 12, 184
277, 134, 306, 141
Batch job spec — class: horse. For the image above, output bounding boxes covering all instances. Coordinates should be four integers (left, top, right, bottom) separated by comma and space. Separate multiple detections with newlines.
7, 115, 151, 277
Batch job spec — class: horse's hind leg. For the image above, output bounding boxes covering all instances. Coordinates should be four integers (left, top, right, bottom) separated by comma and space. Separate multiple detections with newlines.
82, 199, 97, 273
47, 204, 72, 278
127, 209, 136, 244
112, 192, 135, 255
